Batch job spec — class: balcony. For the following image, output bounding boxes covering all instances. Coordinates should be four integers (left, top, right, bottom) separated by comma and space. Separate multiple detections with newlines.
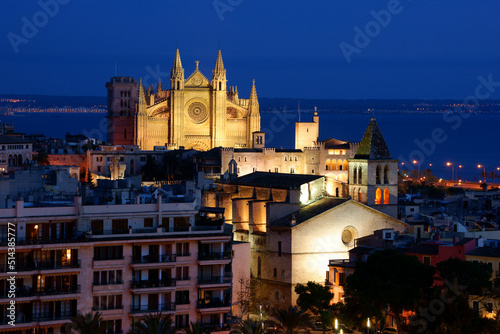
92, 305, 124, 311
197, 298, 231, 309
197, 276, 232, 285
11, 236, 86, 246
130, 303, 175, 313
130, 279, 176, 289
131, 254, 176, 264
36, 314, 75, 323
0, 260, 81, 273
35, 285, 81, 296
198, 252, 232, 261
0, 287, 36, 299
92, 280, 124, 286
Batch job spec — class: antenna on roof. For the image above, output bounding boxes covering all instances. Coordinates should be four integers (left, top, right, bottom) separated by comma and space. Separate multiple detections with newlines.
298, 99, 301, 122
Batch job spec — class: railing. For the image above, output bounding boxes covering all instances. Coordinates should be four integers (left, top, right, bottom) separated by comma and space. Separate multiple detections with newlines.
176, 276, 191, 281
36, 314, 74, 322
198, 252, 232, 261
197, 298, 231, 309
130, 303, 175, 313
130, 279, 176, 289
92, 280, 124, 286
0, 287, 35, 298
0, 260, 81, 273
176, 252, 191, 257
34, 285, 81, 296
92, 256, 124, 261
92, 305, 124, 311
4, 236, 86, 246
192, 225, 222, 231
131, 254, 176, 264
197, 276, 232, 285
175, 299, 190, 305
0, 314, 76, 324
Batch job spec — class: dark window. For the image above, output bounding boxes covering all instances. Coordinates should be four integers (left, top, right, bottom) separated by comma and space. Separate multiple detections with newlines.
278, 241, 282, 257
144, 218, 153, 228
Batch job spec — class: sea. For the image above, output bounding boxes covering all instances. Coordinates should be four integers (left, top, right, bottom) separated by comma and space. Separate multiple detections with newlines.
1, 111, 498, 182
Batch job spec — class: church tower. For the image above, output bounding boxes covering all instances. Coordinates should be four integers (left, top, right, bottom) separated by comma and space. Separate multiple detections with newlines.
247, 80, 261, 147
212, 49, 227, 148
348, 117, 398, 218
105, 76, 138, 145
169, 48, 185, 147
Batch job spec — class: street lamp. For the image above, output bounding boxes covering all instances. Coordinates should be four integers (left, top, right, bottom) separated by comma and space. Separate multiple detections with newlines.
446, 162, 454, 181
478, 164, 486, 182
367, 318, 370, 334
334, 318, 338, 333
413, 160, 420, 179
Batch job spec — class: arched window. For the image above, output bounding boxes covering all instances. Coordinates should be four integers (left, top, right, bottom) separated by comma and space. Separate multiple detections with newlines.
384, 165, 389, 184
257, 256, 261, 277
8, 154, 12, 167
358, 166, 362, 184
384, 188, 390, 205
343, 160, 348, 171
325, 159, 331, 171
353, 166, 358, 184
13, 154, 17, 167
376, 165, 381, 184
130, 159, 135, 174
295, 156, 298, 161
375, 188, 382, 205
332, 160, 337, 170
18, 155, 22, 167
284, 156, 287, 161
338, 159, 343, 170
335, 187, 339, 197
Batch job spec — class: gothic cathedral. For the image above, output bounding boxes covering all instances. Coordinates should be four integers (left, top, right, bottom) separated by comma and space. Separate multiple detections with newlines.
106, 49, 261, 151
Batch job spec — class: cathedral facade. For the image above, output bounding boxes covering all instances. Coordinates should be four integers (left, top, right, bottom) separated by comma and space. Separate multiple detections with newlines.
106, 49, 260, 151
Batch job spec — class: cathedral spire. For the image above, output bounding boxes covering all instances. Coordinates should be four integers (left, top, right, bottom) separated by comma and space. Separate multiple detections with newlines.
170, 48, 185, 90
212, 48, 227, 91
138, 78, 146, 110
248, 80, 259, 108
157, 77, 162, 92
172, 48, 183, 71
214, 48, 225, 75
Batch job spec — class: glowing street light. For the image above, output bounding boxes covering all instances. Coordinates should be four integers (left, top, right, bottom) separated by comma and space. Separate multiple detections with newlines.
478, 164, 486, 182
413, 160, 420, 179
367, 318, 370, 334
446, 162, 454, 181
334, 318, 338, 330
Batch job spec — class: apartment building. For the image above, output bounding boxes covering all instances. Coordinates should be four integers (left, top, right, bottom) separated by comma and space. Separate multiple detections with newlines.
0, 194, 233, 334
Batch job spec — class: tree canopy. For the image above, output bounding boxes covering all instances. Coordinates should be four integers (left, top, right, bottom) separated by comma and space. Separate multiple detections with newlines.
344, 249, 435, 331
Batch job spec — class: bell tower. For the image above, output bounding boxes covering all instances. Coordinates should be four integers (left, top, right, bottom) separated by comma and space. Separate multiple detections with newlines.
212, 49, 227, 148
348, 117, 398, 218
169, 48, 185, 148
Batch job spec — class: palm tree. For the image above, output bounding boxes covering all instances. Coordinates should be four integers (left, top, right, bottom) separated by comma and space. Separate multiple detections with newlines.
128, 313, 174, 334
231, 319, 265, 334
272, 306, 314, 334
69, 312, 110, 334
183, 321, 206, 334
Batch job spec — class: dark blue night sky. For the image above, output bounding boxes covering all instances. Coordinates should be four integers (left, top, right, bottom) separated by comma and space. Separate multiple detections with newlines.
1, 0, 500, 99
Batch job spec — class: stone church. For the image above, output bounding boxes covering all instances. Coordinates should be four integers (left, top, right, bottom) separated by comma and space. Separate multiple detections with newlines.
106, 48, 260, 151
